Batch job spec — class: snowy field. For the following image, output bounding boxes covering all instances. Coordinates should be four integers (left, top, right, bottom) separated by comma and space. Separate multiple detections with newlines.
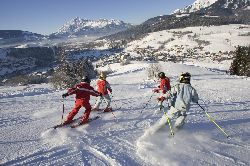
0, 61, 250, 166
125, 24, 250, 55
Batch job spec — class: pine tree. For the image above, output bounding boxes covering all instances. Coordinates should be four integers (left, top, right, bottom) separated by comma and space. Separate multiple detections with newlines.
51, 57, 97, 89
147, 63, 162, 79
229, 46, 250, 77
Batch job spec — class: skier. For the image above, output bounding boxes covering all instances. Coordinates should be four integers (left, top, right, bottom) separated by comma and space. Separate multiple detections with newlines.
61, 76, 100, 125
92, 72, 113, 112
147, 72, 199, 134
152, 72, 171, 105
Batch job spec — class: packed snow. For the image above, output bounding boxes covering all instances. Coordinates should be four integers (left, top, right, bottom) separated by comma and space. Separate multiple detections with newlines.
1, 60, 250, 166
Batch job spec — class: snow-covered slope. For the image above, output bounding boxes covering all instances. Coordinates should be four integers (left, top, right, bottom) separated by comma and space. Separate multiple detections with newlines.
220, 0, 250, 9
0, 61, 250, 165
124, 24, 250, 61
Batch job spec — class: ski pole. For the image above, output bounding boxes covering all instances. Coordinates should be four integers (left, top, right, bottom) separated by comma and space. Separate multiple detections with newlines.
61, 98, 65, 124
110, 94, 121, 110
141, 92, 155, 113
111, 111, 118, 122
105, 94, 118, 122
197, 102, 230, 138
160, 103, 174, 136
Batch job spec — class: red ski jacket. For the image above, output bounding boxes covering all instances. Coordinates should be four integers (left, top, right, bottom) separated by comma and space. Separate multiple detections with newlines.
67, 82, 99, 100
96, 79, 112, 95
159, 77, 171, 94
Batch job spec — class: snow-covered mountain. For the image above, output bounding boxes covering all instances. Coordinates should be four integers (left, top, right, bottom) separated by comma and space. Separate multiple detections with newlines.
173, 0, 218, 14
204, 0, 250, 16
0, 30, 45, 46
108, 0, 250, 41
50, 17, 133, 39
218, 0, 250, 10
0, 30, 44, 40
173, 0, 250, 14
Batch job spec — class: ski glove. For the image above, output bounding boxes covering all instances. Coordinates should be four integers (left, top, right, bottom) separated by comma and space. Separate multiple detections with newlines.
62, 93, 69, 98
157, 96, 165, 102
153, 89, 159, 93
99, 92, 102, 97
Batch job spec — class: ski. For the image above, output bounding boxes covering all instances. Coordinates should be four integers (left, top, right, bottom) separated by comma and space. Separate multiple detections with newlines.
51, 117, 81, 129
97, 107, 121, 114
97, 110, 110, 114
168, 132, 175, 138
53, 124, 66, 129
70, 116, 100, 128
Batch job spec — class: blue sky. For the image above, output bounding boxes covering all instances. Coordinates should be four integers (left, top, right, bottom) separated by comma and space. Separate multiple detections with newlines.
0, 0, 194, 35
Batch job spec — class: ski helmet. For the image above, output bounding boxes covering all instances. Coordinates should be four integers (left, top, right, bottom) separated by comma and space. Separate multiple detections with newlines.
99, 72, 107, 80
81, 75, 91, 83
179, 72, 191, 84
158, 72, 166, 78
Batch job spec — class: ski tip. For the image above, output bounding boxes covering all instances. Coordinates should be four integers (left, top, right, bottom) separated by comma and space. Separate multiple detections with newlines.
227, 136, 231, 139
168, 132, 175, 138
95, 116, 101, 119
52, 124, 63, 129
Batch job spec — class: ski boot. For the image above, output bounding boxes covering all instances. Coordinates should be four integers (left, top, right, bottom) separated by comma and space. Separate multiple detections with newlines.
62, 119, 73, 125
79, 112, 90, 125
103, 107, 112, 112
92, 108, 102, 112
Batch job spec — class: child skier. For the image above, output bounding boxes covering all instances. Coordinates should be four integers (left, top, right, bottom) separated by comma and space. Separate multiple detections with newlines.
153, 72, 171, 104
62, 76, 100, 125
147, 72, 199, 134
92, 72, 113, 112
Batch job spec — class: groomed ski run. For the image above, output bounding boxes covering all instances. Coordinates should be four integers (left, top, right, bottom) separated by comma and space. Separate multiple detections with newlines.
0, 61, 250, 166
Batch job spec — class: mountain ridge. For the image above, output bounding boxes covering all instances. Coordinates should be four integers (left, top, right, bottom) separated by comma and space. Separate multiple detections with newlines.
104, 0, 250, 41
173, 0, 250, 14
49, 17, 133, 39
173, 0, 218, 14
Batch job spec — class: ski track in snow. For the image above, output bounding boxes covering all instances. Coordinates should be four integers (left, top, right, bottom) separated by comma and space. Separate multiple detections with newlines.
0, 61, 250, 165
0, 85, 55, 99
88, 146, 121, 166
